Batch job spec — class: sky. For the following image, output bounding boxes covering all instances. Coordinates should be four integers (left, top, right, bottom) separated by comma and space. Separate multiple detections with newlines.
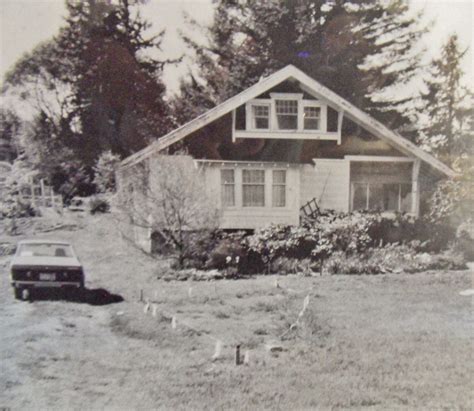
0, 0, 472, 96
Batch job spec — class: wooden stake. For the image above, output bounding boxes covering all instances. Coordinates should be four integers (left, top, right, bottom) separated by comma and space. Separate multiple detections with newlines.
171, 316, 177, 329
235, 345, 241, 366
139, 289, 144, 302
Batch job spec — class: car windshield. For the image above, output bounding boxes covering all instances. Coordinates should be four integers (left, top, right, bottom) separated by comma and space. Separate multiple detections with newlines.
18, 243, 74, 258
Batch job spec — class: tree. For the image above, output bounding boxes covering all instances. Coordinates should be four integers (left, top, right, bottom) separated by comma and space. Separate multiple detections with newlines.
2, 0, 172, 168
416, 34, 473, 166
118, 154, 219, 267
173, 0, 425, 131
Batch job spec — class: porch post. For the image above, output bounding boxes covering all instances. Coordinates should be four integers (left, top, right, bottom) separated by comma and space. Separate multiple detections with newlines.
411, 159, 421, 216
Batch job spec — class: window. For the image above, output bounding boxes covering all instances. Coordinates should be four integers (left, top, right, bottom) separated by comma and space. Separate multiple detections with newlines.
221, 169, 235, 207
275, 100, 298, 130
242, 170, 265, 207
252, 104, 270, 129
272, 170, 286, 207
352, 183, 412, 212
304, 106, 321, 130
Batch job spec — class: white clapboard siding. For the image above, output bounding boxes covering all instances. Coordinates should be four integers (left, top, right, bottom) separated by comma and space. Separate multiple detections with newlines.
300, 159, 350, 212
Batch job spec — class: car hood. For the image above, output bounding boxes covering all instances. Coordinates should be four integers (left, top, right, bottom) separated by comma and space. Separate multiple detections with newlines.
11, 256, 82, 268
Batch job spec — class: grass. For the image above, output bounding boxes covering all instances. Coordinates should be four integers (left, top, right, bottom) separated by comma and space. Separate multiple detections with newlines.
1, 212, 473, 409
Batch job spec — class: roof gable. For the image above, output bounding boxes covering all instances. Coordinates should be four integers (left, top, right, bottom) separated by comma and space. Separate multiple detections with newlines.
121, 65, 455, 177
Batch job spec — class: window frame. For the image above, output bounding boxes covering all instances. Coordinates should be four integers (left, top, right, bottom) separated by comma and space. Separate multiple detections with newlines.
271, 169, 287, 207
220, 169, 236, 208
242, 169, 266, 207
351, 182, 413, 213
275, 99, 299, 130
303, 104, 322, 131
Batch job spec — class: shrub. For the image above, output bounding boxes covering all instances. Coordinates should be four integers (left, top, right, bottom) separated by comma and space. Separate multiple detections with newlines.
325, 244, 466, 275
89, 196, 110, 214
93, 150, 121, 193
270, 257, 319, 276
205, 232, 247, 270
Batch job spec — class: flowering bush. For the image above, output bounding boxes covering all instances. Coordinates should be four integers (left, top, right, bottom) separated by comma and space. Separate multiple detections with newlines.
325, 244, 466, 275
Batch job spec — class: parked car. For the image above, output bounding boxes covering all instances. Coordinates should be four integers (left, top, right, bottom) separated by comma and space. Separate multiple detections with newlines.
10, 240, 85, 300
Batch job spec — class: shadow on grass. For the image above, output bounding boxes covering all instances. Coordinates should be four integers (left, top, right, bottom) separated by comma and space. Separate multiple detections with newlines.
27, 287, 124, 306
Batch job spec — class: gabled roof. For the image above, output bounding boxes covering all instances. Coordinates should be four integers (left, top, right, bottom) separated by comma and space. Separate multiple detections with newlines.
121, 65, 455, 177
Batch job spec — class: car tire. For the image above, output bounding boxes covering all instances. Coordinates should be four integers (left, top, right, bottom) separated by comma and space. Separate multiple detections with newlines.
13, 287, 22, 300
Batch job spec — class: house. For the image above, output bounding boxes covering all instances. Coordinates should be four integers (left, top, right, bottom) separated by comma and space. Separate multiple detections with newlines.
118, 65, 454, 249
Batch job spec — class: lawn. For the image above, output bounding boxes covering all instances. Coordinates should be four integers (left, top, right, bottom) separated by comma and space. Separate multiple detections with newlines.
1, 211, 472, 410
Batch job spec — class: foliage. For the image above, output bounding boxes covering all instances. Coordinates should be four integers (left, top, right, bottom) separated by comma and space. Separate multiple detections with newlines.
0, 159, 39, 220
93, 150, 121, 193
270, 257, 318, 276
427, 156, 474, 227
416, 34, 473, 166
2, 0, 172, 182
204, 232, 247, 271
0, 109, 21, 162
243, 211, 456, 274
325, 244, 466, 275
89, 196, 110, 215
174, 0, 425, 131
119, 154, 219, 268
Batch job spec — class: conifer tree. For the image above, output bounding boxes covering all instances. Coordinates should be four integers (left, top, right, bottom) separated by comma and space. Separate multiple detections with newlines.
416, 34, 473, 166
3, 0, 171, 166
174, 0, 425, 132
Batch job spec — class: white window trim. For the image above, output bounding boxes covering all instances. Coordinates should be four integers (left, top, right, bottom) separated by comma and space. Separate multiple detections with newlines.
245, 94, 328, 133
242, 169, 266, 208
246, 99, 272, 131
218, 167, 290, 210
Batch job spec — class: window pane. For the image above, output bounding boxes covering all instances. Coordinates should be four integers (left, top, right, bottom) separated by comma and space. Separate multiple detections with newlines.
272, 170, 286, 207
277, 115, 298, 130
243, 170, 264, 184
221, 170, 235, 207
275, 100, 298, 114
400, 184, 412, 212
304, 118, 320, 130
255, 117, 269, 129
243, 185, 265, 207
276, 100, 298, 130
252, 105, 269, 129
384, 184, 399, 211
221, 169, 234, 184
243, 169, 265, 207
272, 170, 286, 184
353, 183, 368, 210
369, 184, 384, 210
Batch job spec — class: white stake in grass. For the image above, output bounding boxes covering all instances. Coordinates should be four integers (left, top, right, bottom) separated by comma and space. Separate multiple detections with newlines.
188, 286, 193, 298
243, 350, 250, 365
143, 302, 150, 314
171, 316, 177, 330
212, 340, 222, 361
151, 304, 158, 317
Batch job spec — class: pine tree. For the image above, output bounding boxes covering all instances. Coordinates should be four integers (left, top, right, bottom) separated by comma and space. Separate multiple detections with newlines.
417, 34, 473, 166
173, 0, 425, 131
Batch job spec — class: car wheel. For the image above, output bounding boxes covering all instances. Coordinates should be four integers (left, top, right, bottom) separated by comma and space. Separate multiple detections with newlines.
13, 287, 22, 300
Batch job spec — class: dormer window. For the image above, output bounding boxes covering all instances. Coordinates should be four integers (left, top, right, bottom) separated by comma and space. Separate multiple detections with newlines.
275, 99, 298, 130
252, 104, 270, 129
238, 92, 341, 143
